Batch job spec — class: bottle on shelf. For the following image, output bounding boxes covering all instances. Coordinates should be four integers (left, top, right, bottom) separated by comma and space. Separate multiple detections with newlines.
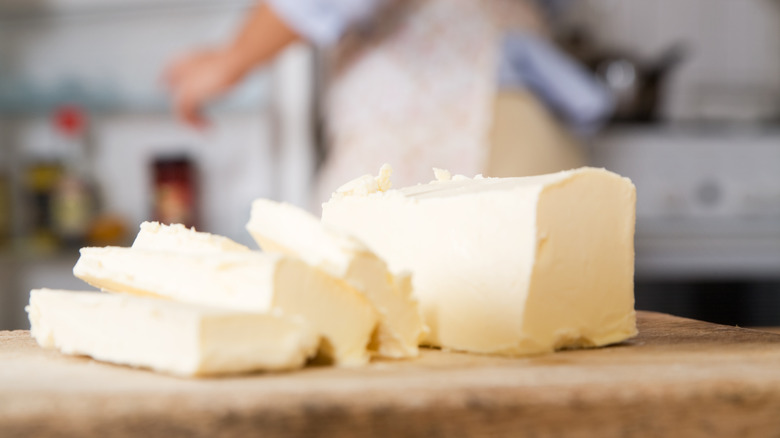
50, 105, 97, 249
20, 104, 99, 253
22, 159, 64, 253
0, 169, 11, 249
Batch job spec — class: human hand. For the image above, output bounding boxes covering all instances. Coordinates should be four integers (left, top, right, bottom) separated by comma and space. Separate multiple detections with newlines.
165, 49, 245, 128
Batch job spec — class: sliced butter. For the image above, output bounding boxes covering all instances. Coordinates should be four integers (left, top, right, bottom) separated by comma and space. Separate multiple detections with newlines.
26, 289, 318, 376
132, 221, 250, 253
247, 199, 427, 359
322, 165, 638, 356
73, 248, 377, 366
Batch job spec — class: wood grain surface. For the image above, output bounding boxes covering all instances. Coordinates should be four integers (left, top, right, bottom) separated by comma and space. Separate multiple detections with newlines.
2, 311, 780, 438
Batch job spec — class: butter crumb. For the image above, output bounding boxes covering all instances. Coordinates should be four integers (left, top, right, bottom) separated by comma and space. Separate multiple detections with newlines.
433, 168, 452, 182
332, 164, 394, 199
376, 164, 393, 192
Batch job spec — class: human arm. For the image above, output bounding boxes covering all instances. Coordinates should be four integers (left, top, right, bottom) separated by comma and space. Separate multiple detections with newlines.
166, 2, 301, 128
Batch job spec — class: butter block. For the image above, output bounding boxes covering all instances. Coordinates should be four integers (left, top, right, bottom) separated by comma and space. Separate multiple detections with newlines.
322, 166, 638, 355
246, 199, 427, 359
27, 289, 319, 376
73, 248, 377, 366
132, 221, 250, 253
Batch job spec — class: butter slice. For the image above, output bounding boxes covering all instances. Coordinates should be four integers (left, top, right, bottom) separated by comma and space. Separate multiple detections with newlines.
27, 289, 318, 376
246, 199, 427, 359
322, 166, 638, 356
132, 221, 250, 253
73, 249, 377, 366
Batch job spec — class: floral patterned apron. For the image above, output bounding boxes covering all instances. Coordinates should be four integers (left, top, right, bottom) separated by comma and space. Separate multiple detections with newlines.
315, 0, 546, 203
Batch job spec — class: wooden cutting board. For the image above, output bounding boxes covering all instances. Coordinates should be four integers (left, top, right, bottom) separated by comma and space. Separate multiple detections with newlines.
2, 311, 780, 438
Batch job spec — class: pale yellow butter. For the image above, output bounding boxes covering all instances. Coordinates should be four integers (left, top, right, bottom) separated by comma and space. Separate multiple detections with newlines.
247, 199, 427, 359
27, 289, 319, 376
73, 248, 377, 366
322, 165, 638, 355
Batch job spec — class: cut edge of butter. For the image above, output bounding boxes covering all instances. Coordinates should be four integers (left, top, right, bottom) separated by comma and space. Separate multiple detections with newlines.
72, 247, 378, 366
247, 198, 427, 359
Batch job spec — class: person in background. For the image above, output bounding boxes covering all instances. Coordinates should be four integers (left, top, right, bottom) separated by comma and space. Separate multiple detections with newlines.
167, 0, 613, 205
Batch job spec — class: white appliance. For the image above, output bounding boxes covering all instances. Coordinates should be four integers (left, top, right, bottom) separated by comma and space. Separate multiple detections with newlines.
590, 126, 780, 280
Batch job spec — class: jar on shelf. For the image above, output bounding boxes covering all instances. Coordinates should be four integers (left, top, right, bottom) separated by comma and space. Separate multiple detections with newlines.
152, 155, 198, 229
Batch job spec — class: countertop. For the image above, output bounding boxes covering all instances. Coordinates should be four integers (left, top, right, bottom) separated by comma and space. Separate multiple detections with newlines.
2, 311, 780, 437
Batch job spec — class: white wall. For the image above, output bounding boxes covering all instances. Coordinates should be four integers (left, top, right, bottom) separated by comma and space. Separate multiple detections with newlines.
0, 1, 267, 111
0, 1, 317, 239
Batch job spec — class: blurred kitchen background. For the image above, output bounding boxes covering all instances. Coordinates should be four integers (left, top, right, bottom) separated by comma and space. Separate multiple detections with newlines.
1, 0, 779, 330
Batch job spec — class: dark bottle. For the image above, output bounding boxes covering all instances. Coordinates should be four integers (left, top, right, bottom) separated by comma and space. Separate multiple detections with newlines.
0, 170, 11, 248
51, 105, 96, 248
23, 160, 64, 252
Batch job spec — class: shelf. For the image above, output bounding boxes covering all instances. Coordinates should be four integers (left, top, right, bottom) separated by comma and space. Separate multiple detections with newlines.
0, 72, 272, 116
0, 247, 81, 265
0, 0, 253, 24
600, 121, 780, 137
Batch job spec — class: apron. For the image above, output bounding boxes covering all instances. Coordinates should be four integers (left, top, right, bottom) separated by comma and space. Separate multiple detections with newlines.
315, 0, 575, 204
